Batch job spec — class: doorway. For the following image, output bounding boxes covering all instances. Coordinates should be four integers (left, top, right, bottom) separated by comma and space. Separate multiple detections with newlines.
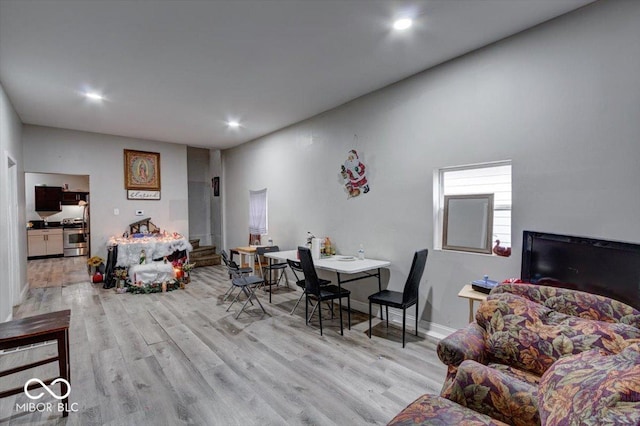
6, 155, 21, 316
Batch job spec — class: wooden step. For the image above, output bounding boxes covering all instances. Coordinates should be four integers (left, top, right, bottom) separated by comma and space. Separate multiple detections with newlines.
189, 239, 200, 249
192, 254, 221, 267
190, 246, 216, 258
189, 244, 220, 267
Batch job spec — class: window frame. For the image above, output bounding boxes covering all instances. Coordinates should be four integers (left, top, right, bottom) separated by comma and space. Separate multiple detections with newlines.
435, 160, 512, 254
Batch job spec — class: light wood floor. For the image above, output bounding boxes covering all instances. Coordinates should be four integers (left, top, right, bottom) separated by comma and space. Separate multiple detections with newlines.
1, 257, 446, 425
26, 256, 89, 288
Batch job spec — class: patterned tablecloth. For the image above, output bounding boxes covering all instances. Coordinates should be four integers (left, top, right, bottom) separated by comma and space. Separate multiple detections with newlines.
108, 234, 193, 267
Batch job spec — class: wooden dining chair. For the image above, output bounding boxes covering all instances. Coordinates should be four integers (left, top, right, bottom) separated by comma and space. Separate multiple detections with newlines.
368, 249, 428, 347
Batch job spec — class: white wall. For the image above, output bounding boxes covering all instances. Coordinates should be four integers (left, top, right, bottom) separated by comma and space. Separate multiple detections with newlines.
0, 82, 26, 322
222, 0, 640, 332
22, 125, 189, 261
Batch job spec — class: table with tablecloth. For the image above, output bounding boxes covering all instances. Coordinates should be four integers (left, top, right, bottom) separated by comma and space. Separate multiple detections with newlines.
104, 234, 192, 287
108, 234, 192, 267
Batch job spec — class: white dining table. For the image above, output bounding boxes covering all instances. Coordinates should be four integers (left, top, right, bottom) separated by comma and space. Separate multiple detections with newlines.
264, 249, 391, 318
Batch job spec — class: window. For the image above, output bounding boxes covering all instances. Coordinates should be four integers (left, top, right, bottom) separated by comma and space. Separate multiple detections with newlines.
436, 161, 512, 251
249, 188, 268, 235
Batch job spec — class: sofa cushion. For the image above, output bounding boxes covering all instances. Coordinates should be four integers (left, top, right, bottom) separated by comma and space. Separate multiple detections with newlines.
492, 283, 640, 328
387, 393, 509, 426
538, 343, 640, 426
442, 360, 540, 426
477, 292, 640, 376
487, 363, 541, 387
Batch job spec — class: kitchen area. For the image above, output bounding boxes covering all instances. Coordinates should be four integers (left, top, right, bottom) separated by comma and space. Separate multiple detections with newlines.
26, 172, 90, 260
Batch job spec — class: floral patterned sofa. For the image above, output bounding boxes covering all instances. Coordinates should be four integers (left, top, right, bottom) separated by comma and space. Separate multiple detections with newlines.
538, 342, 640, 425
388, 283, 640, 425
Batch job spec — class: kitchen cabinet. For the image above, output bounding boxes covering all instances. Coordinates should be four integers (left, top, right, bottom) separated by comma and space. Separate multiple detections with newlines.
35, 186, 62, 211
28, 229, 64, 258
61, 191, 88, 205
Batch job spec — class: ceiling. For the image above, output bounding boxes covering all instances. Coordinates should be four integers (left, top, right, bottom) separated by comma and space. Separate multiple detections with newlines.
0, 0, 595, 150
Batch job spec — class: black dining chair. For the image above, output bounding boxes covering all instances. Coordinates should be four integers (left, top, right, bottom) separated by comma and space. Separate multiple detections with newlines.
224, 258, 266, 319
298, 246, 351, 336
255, 246, 289, 302
221, 250, 253, 301
287, 258, 331, 317
368, 249, 428, 348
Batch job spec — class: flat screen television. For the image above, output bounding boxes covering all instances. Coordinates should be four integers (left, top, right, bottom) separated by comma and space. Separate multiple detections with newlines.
521, 230, 640, 310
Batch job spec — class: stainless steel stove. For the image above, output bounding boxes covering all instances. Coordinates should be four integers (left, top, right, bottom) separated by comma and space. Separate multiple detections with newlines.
62, 217, 88, 256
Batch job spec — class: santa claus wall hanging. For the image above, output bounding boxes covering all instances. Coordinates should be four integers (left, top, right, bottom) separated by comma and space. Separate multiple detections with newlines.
340, 149, 370, 199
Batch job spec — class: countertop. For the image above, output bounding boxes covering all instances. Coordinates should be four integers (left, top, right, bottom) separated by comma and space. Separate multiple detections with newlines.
28, 221, 62, 229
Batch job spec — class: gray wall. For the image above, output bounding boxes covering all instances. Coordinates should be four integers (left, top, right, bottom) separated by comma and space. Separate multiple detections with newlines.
0, 82, 26, 321
187, 146, 212, 246
222, 0, 640, 333
22, 125, 189, 261
210, 149, 223, 251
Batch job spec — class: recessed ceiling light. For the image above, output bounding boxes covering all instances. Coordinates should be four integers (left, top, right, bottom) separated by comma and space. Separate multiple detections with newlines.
85, 92, 104, 101
393, 18, 413, 31
227, 120, 240, 128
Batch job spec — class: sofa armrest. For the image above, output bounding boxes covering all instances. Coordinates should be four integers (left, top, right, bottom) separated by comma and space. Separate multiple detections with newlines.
437, 323, 488, 367
444, 360, 540, 426
388, 394, 509, 426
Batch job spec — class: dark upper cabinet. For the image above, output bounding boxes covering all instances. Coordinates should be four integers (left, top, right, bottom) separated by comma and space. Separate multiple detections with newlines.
35, 186, 62, 211
61, 191, 88, 205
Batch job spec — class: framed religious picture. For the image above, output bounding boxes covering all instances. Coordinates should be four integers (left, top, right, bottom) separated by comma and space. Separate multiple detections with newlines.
124, 149, 161, 191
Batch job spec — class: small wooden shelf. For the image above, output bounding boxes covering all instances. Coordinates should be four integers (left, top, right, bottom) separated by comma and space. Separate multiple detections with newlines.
458, 284, 488, 323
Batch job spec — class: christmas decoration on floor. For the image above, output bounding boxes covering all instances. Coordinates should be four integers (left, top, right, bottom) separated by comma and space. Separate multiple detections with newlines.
107, 258, 195, 294
87, 256, 105, 283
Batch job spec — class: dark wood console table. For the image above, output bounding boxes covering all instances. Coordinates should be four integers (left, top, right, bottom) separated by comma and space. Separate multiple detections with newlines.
0, 309, 71, 417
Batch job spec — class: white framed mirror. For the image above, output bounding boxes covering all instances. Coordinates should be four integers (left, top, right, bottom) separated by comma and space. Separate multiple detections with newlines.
442, 194, 494, 254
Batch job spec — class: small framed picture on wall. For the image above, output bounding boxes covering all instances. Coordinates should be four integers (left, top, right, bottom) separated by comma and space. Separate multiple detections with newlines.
213, 176, 220, 197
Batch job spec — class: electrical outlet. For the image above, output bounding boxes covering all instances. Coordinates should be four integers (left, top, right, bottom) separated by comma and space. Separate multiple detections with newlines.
135, 210, 144, 216
114, 208, 119, 215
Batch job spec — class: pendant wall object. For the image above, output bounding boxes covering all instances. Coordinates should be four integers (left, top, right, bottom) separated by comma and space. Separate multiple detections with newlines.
340, 149, 370, 199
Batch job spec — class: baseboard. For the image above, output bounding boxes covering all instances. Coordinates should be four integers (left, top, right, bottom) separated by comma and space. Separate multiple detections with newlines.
19, 282, 29, 304
417, 319, 457, 341
349, 300, 456, 341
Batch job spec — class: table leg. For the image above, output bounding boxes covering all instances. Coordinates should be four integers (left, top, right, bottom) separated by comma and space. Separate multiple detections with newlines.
57, 330, 70, 417
468, 299, 474, 323
239, 252, 255, 274
377, 268, 383, 320
336, 272, 342, 319
268, 257, 273, 303
336, 269, 384, 320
